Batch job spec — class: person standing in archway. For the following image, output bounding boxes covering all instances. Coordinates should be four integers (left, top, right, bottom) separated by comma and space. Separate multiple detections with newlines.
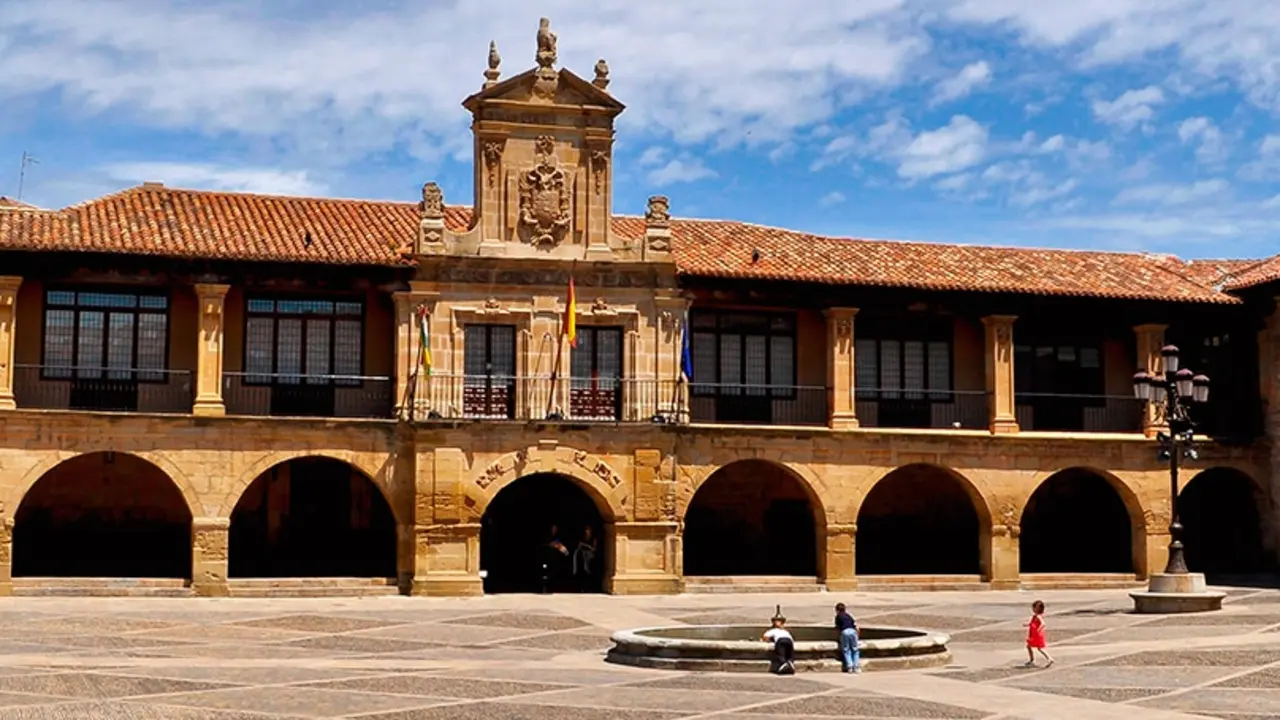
544, 524, 570, 592
573, 525, 598, 592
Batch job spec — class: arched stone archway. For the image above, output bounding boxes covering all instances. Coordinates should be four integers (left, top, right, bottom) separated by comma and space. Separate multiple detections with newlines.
857, 464, 984, 575
683, 460, 822, 577
12, 452, 192, 578
1180, 467, 1269, 577
228, 456, 397, 578
1019, 468, 1136, 574
480, 472, 608, 593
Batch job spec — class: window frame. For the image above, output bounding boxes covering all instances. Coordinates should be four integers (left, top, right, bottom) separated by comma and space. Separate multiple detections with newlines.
689, 310, 798, 399
853, 316, 954, 401
242, 294, 366, 387
40, 286, 172, 383
462, 323, 518, 377
1013, 341, 1105, 397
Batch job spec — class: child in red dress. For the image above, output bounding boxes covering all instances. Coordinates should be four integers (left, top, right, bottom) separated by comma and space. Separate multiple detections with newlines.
1024, 600, 1055, 668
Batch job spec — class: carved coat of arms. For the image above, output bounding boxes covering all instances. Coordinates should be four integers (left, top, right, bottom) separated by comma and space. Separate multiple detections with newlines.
519, 136, 572, 248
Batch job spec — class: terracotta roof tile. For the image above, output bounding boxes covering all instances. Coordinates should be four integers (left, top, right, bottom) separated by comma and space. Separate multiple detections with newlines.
1220, 256, 1280, 291
0, 185, 1242, 304
0, 196, 37, 210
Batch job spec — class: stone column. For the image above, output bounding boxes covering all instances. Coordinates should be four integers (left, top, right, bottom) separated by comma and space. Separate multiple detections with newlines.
410, 445, 483, 596
392, 285, 439, 419
0, 517, 12, 596
1135, 324, 1169, 438
823, 523, 857, 591
191, 517, 230, 597
192, 284, 229, 416
981, 315, 1019, 434
0, 276, 20, 411
824, 308, 859, 429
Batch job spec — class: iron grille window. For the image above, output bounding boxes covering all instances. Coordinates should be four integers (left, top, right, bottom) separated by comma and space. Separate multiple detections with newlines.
1014, 342, 1104, 396
41, 290, 169, 381
570, 326, 623, 420
244, 298, 363, 386
463, 324, 516, 419
854, 321, 953, 399
690, 311, 796, 398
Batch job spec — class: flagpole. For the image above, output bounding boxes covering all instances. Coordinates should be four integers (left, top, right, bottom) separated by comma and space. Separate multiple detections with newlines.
546, 261, 576, 418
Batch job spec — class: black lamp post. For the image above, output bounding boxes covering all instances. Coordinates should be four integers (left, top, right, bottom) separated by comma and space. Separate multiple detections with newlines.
1132, 345, 1211, 576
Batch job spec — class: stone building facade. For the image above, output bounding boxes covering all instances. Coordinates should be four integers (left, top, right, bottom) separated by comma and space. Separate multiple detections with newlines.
0, 20, 1277, 597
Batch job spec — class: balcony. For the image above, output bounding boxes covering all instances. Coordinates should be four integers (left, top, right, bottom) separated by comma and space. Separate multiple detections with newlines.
1015, 393, 1144, 433
13, 364, 194, 413
406, 374, 685, 423
688, 383, 828, 427
222, 372, 393, 419
856, 389, 989, 430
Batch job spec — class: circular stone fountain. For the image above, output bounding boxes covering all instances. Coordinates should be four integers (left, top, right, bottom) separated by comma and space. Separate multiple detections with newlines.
606, 625, 951, 673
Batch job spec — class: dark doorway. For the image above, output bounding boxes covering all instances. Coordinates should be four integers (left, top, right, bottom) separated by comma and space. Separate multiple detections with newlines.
683, 460, 818, 576
857, 465, 980, 575
1020, 469, 1133, 573
480, 473, 605, 593
12, 452, 192, 578
1181, 468, 1269, 576
229, 457, 396, 578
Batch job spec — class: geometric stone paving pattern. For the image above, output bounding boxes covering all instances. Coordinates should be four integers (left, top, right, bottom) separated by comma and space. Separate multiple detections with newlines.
5, 587, 1280, 718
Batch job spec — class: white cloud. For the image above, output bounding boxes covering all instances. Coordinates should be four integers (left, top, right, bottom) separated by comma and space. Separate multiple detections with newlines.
646, 158, 716, 186
1010, 178, 1077, 207
1239, 134, 1280, 180
1038, 135, 1065, 153
637, 146, 669, 168
1113, 178, 1230, 206
944, 0, 1280, 112
1263, 194, 1280, 209
102, 162, 328, 196
934, 173, 973, 191
0, 0, 924, 162
819, 191, 846, 206
1177, 116, 1228, 163
932, 60, 991, 105
897, 115, 988, 179
1091, 85, 1165, 130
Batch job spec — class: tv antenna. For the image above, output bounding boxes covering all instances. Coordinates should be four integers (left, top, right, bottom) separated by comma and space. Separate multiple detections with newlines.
18, 151, 39, 201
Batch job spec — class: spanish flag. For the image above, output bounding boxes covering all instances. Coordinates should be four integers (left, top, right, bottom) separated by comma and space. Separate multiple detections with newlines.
565, 276, 577, 348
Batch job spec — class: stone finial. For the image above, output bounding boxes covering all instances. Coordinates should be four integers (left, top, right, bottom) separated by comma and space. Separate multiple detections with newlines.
419, 182, 444, 220
645, 195, 670, 228
644, 196, 673, 260
593, 58, 610, 90
772, 604, 786, 622
536, 17, 557, 69
484, 41, 501, 88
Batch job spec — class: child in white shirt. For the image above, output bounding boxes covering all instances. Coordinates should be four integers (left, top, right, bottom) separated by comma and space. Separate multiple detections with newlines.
762, 613, 795, 674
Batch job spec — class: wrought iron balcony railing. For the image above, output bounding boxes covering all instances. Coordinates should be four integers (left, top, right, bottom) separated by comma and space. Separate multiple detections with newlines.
13, 364, 194, 413
222, 372, 393, 419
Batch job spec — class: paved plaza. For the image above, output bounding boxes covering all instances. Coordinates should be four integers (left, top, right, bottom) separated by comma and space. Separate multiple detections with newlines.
2, 587, 1280, 718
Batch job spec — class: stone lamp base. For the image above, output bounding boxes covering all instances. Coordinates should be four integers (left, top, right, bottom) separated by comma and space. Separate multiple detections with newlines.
1130, 573, 1226, 614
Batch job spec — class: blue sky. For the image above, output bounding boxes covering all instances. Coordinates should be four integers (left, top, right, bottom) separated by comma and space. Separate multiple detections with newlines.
2, 0, 1278, 258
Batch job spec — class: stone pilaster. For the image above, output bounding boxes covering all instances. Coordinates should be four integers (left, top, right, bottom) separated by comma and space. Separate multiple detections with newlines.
654, 295, 690, 422
192, 284, 229, 417
981, 315, 1019, 434
1135, 324, 1169, 439
410, 523, 483, 596
984, 523, 1020, 590
0, 276, 20, 411
607, 521, 681, 595
392, 284, 440, 418
191, 517, 229, 597
823, 522, 857, 591
824, 308, 859, 429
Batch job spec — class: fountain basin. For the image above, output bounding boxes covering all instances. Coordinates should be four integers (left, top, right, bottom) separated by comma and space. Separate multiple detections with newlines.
606, 625, 951, 673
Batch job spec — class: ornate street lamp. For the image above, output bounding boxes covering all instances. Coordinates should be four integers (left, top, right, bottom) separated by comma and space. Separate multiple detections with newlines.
1131, 345, 1210, 577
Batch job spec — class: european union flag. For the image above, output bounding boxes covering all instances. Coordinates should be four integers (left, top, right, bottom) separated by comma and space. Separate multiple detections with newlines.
680, 310, 693, 382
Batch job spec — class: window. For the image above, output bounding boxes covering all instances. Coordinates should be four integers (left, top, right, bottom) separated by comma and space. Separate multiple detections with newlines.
42, 290, 169, 381
570, 326, 623, 420
690, 311, 796, 397
244, 298, 363, 386
1014, 342, 1103, 396
463, 324, 516, 418
854, 320, 953, 399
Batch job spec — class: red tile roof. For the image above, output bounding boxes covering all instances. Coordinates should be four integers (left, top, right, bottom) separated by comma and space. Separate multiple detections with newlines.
0, 184, 1246, 304
0, 196, 37, 209
1218, 257, 1280, 291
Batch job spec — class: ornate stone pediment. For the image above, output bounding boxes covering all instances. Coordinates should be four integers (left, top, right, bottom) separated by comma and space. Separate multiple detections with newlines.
518, 136, 572, 249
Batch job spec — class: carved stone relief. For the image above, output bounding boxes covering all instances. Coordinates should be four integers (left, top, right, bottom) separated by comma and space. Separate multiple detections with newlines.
482, 140, 505, 189
590, 150, 609, 195
420, 182, 444, 220
518, 136, 572, 248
